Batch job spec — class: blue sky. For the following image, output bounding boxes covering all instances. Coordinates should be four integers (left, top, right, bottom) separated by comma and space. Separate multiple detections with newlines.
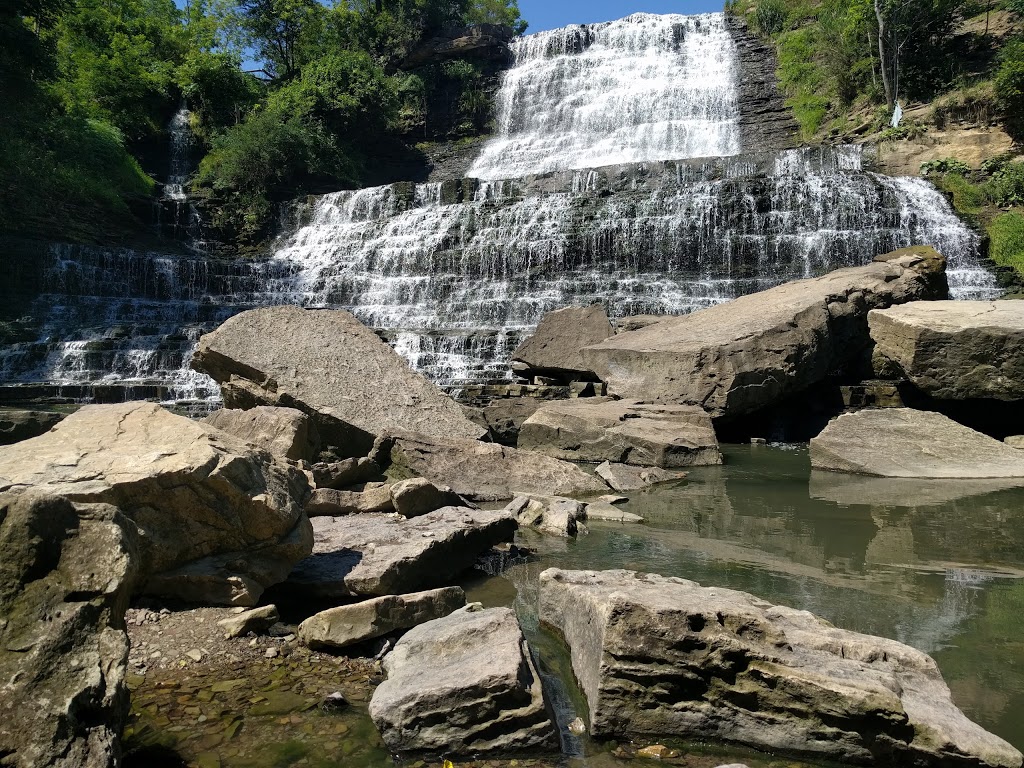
518, 1, 725, 32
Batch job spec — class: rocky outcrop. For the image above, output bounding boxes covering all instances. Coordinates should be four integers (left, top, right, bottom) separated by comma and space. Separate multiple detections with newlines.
518, 398, 721, 467
203, 406, 321, 462
283, 508, 516, 599
192, 307, 486, 456
369, 607, 558, 754
539, 569, 1023, 768
381, 430, 608, 501
298, 587, 466, 651
595, 461, 687, 492
0, 491, 137, 768
581, 248, 948, 419
512, 305, 614, 382
506, 494, 585, 537
0, 409, 64, 445
869, 301, 1024, 401
401, 23, 514, 70
0, 402, 312, 606
810, 408, 1024, 478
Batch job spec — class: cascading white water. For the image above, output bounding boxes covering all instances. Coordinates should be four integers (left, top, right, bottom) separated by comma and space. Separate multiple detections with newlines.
164, 107, 194, 202
469, 13, 740, 180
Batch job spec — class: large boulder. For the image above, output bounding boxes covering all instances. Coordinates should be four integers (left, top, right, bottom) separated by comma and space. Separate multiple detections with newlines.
203, 406, 321, 462
810, 408, 1024, 478
282, 508, 516, 599
512, 305, 614, 382
518, 398, 721, 467
389, 477, 466, 518
381, 430, 608, 501
0, 402, 313, 606
298, 587, 466, 651
369, 607, 558, 754
0, 491, 137, 768
580, 248, 948, 419
539, 569, 1023, 768
869, 300, 1024, 401
192, 307, 486, 456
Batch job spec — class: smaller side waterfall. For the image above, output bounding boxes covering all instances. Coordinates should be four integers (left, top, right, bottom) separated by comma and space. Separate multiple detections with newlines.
164, 106, 194, 202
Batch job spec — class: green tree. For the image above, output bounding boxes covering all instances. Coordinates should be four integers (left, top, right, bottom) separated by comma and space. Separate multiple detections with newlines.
466, 0, 527, 34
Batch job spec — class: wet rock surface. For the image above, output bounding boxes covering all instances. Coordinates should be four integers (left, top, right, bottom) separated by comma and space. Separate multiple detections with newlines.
192, 307, 486, 455
506, 494, 586, 537
869, 300, 1024, 401
369, 607, 558, 754
298, 587, 466, 651
811, 408, 1024, 478
581, 248, 948, 419
382, 429, 608, 501
539, 568, 1024, 768
0, 402, 312, 606
203, 406, 321, 462
519, 398, 721, 467
0, 490, 137, 768
283, 508, 517, 599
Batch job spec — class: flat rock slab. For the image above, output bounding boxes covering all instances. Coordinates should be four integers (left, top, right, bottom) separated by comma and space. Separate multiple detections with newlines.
512, 304, 613, 379
298, 587, 465, 651
384, 430, 608, 502
810, 408, 1024, 478
285, 508, 517, 598
0, 402, 312, 606
193, 307, 485, 455
581, 248, 947, 418
869, 300, 1024, 401
584, 501, 644, 523
306, 485, 394, 517
369, 607, 558, 754
596, 461, 687, 492
204, 406, 320, 462
519, 398, 721, 468
539, 569, 1022, 768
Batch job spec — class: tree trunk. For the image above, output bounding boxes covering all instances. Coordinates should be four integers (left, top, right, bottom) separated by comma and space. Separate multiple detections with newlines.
875, 0, 895, 110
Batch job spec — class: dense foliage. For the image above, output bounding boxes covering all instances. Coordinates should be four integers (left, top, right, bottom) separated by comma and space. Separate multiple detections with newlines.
1, 0, 526, 242
733, 0, 1024, 139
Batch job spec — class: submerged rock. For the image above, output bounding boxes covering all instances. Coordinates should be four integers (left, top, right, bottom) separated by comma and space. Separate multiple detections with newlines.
204, 406, 321, 462
298, 587, 466, 651
0, 402, 313, 606
369, 606, 558, 754
869, 300, 1024, 401
596, 461, 687, 492
381, 429, 608, 501
518, 398, 722, 467
192, 306, 486, 456
810, 408, 1024, 478
0, 491, 137, 768
539, 568, 1023, 768
581, 248, 948, 418
284, 508, 516, 598
512, 304, 614, 382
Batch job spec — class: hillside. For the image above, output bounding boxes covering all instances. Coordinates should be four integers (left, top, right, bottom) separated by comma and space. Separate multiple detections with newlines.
732, 0, 1024, 279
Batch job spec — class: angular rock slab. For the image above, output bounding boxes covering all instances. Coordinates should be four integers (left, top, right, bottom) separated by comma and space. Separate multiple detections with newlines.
204, 406, 321, 462
0, 491, 138, 768
383, 430, 608, 501
298, 587, 466, 651
506, 495, 585, 537
512, 304, 614, 380
286, 508, 516, 598
539, 569, 1023, 768
369, 607, 558, 754
869, 300, 1024, 401
810, 408, 1024, 478
596, 461, 687, 492
0, 402, 313, 606
519, 398, 722, 467
192, 306, 485, 455
581, 248, 947, 418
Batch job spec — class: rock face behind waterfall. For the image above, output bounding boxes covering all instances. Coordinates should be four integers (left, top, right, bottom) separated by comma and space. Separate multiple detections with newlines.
0, 491, 137, 768
192, 306, 486, 455
539, 569, 1023, 768
869, 300, 1024, 401
581, 247, 948, 419
0, 402, 312, 606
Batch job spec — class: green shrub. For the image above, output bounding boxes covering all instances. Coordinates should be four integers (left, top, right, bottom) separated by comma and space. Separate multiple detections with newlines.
989, 162, 1024, 207
921, 158, 972, 176
755, 0, 788, 35
989, 212, 1024, 276
996, 40, 1024, 137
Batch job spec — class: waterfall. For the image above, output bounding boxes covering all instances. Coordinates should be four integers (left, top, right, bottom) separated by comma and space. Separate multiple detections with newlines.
164, 106, 194, 202
0, 13, 1001, 402
469, 13, 741, 180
